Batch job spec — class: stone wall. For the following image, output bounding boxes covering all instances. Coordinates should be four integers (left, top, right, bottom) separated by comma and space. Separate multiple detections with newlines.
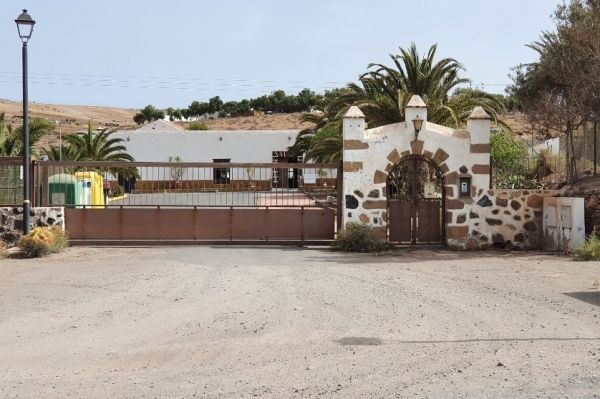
447, 190, 559, 250
0, 207, 65, 247
342, 97, 491, 241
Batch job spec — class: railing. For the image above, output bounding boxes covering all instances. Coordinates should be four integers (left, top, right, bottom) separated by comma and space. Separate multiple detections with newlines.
0, 157, 24, 206
33, 161, 340, 209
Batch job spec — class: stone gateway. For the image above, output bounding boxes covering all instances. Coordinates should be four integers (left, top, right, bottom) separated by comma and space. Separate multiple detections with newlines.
341, 95, 554, 249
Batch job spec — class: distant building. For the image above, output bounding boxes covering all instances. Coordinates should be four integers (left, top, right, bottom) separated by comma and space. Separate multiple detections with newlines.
112, 121, 303, 188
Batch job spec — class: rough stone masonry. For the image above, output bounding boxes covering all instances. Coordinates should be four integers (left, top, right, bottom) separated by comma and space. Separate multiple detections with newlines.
0, 207, 65, 247
341, 95, 557, 249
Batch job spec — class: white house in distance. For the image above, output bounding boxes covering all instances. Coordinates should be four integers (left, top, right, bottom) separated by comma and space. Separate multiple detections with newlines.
111, 121, 306, 190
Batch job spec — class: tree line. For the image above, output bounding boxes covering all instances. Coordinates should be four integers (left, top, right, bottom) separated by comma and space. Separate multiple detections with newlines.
508, 0, 600, 183
133, 88, 340, 124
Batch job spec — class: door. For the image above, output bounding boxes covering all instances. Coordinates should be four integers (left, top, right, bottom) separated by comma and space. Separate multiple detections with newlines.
387, 156, 444, 244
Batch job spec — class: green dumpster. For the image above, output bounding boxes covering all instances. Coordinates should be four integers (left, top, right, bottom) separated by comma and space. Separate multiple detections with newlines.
48, 173, 83, 206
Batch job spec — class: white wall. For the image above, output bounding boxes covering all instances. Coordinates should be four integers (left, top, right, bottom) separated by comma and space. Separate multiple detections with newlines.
112, 130, 299, 182
113, 130, 298, 163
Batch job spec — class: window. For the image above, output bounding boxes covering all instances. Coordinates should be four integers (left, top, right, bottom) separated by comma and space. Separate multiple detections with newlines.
213, 158, 231, 184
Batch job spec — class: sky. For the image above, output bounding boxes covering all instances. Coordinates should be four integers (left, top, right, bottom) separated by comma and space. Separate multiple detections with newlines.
1, 0, 559, 109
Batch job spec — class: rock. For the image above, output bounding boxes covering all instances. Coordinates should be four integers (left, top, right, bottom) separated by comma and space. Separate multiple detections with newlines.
476, 195, 493, 207
465, 238, 480, 250
510, 200, 522, 211
367, 190, 380, 199
345, 195, 359, 209
496, 197, 508, 207
523, 221, 537, 232
486, 218, 503, 226
514, 233, 526, 243
469, 211, 479, 219
527, 194, 544, 208
492, 233, 505, 244
456, 214, 467, 224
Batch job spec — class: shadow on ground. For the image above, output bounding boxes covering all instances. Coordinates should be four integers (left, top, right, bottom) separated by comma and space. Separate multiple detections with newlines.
303, 248, 566, 264
564, 291, 600, 307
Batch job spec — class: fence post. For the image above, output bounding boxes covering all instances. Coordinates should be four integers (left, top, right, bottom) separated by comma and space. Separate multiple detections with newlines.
594, 121, 597, 175
336, 163, 343, 232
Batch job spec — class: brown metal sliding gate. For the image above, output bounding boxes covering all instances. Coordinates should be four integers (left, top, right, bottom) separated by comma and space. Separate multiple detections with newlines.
33, 161, 339, 244
64, 207, 335, 244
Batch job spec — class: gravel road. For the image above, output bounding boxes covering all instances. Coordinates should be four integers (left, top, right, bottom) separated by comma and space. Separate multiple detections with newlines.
1, 247, 599, 398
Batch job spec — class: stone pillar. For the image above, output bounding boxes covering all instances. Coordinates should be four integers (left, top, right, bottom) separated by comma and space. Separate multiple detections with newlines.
467, 107, 492, 189
404, 95, 428, 136
342, 106, 366, 229
467, 107, 491, 146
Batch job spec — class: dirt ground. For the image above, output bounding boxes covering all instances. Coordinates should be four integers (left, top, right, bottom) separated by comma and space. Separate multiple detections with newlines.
0, 247, 599, 398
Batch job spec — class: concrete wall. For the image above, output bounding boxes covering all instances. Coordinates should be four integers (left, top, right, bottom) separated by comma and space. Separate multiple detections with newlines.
543, 197, 585, 251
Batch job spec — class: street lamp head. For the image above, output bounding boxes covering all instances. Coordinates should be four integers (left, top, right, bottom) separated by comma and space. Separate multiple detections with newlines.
412, 115, 424, 138
15, 9, 35, 43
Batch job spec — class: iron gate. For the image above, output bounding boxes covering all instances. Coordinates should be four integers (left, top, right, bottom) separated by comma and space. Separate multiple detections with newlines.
32, 161, 341, 244
387, 156, 444, 245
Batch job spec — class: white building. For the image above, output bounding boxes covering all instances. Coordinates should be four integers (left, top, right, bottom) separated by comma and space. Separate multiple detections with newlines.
112, 121, 304, 188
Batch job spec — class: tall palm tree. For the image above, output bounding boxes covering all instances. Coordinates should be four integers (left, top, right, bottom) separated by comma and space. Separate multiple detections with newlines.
43, 121, 137, 179
293, 44, 506, 161
44, 121, 134, 162
0, 113, 54, 157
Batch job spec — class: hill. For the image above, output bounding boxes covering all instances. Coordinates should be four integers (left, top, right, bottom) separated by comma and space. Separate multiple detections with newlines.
1, 99, 539, 150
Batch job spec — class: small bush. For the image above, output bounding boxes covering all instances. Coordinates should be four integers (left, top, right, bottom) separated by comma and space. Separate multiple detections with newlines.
333, 222, 387, 253
18, 226, 69, 258
0, 241, 8, 259
187, 122, 209, 131
49, 226, 69, 253
575, 235, 600, 261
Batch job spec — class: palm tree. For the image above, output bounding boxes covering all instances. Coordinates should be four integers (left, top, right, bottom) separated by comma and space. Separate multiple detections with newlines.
0, 113, 54, 157
293, 44, 506, 161
43, 121, 137, 179
44, 121, 134, 162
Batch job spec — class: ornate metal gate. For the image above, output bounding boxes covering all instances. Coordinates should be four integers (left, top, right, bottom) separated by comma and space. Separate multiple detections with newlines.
388, 156, 444, 245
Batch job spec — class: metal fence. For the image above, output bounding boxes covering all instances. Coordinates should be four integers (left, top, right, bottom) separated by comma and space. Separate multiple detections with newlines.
33, 161, 340, 209
0, 157, 23, 205
495, 121, 599, 189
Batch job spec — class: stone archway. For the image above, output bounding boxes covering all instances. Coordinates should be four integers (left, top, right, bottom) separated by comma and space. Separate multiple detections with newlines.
341, 95, 492, 246
387, 155, 445, 244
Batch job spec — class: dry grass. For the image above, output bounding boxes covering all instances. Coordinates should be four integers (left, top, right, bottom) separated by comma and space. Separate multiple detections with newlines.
0, 241, 7, 259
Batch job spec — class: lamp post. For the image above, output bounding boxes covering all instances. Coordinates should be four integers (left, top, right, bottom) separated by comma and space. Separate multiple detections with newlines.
412, 115, 424, 139
15, 9, 35, 235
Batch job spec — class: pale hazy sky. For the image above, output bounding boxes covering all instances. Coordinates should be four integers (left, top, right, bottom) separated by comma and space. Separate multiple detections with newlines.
1, 0, 558, 109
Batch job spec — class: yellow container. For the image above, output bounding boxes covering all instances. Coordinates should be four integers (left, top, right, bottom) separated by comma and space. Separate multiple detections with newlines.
74, 171, 105, 208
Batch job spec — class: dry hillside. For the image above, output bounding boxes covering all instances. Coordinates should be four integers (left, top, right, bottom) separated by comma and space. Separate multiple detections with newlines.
1, 99, 543, 150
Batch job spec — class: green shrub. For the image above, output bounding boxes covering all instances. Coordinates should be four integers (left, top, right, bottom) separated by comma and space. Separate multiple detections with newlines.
18, 226, 69, 258
187, 122, 209, 131
333, 222, 387, 253
575, 235, 600, 261
112, 185, 125, 197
